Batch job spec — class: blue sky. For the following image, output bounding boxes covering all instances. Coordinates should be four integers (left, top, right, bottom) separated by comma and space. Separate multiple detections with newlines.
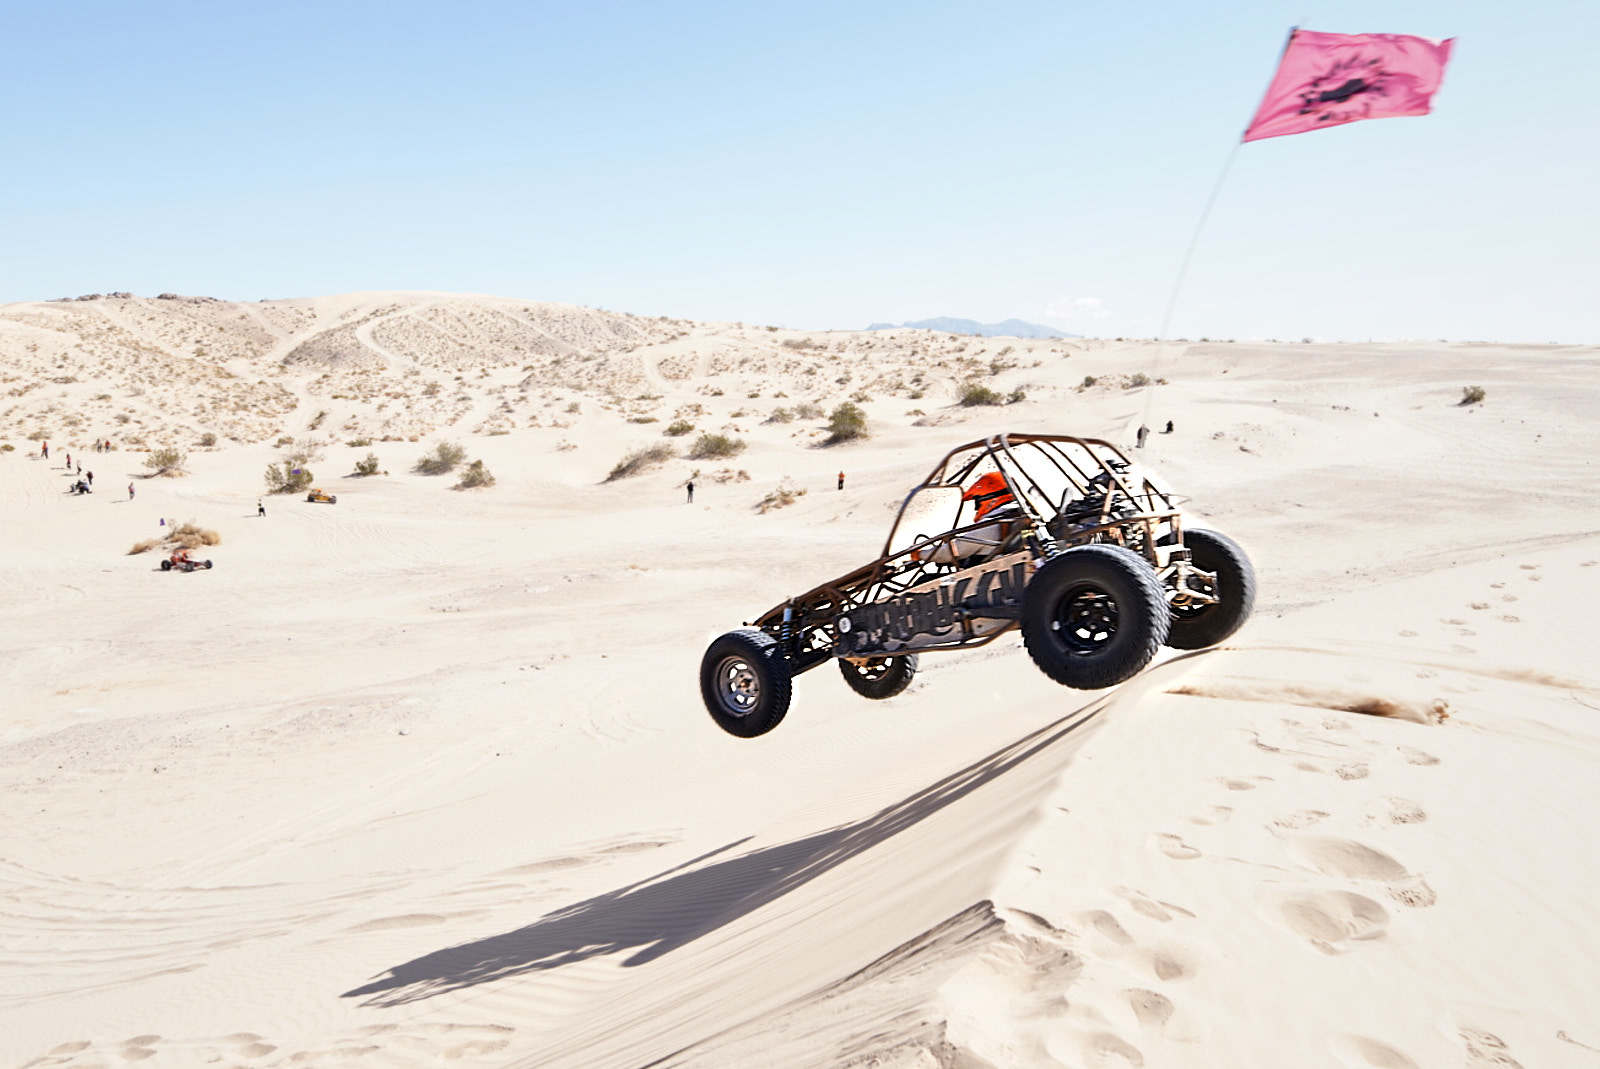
4, 0, 1595, 341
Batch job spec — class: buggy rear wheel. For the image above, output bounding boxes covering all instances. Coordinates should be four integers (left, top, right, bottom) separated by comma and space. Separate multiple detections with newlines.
1022, 545, 1170, 689
160, 559, 172, 571
1167, 529, 1255, 649
839, 654, 918, 700
701, 628, 793, 738
203, 560, 214, 569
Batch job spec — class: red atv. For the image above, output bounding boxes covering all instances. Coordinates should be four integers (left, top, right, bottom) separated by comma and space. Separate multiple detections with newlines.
160, 550, 214, 572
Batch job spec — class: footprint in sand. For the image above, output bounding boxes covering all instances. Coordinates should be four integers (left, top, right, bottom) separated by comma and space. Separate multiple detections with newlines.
1083, 1032, 1144, 1066
1458, 1027, 1525, 1068
1117, 889, 1176, 922
1084, 910, 1134, 945
1274, 889, 1389, 953
1154, 833, 1201, 860
1290, 837, 1407, 881
1383, 798, 1427, 824
1271, 809, 1330, 831
1290, 837, 1436, 909
1398, 746, 1439, 766
1500, 615, 1520, 623
1331, 1034, 1420, 1069
1149, 951, 1194, 981
1335, 763, 1370, 780
1500, 593, 1518, 603
1468, 602, 1490, 611
1219, 777, 1267, 791
1189, 805, 1232, 827
1125, 988, 1175, 1028
1398, 629, 1418, 637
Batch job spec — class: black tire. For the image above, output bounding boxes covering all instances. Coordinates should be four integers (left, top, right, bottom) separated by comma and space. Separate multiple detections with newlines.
700, 628, 793, 738
1167, 529, 1256, 649
839, 654, 918, 700
1022, 545, 1170, 689
307, 493, 315, 502
160, 559, 172, 571
203, 560, 214, 570
329, 496, 337, 504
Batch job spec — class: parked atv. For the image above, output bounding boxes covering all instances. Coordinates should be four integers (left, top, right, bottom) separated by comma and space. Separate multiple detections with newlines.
160, 552, 213, 572
700, 433, 1255, 737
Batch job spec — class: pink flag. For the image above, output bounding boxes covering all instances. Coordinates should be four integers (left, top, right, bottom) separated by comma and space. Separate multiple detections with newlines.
1243, 29, 1454, 142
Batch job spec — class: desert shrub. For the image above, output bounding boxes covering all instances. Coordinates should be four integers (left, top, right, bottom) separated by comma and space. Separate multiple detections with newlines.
607, 443, 673, 481
757, 481, 807, 513
414, 441, 467, 475
144, 445, 188, 476
766, 407, 793, 424
308, 409, 328, 430
565, 401, 581, 413
198, 432, 217, 447
628, 416, 658, 424
170, 522, 221, 549
825, 402, 868, 444
285, 437, 324, 465
275, 435, 294, 447
454, 459, 496, 489
1080, 375, 1097, 388
795, 402, 824, 419
664, 419, 695, 437
264, 461, 313, 494
689, 433, 746, 459
958, 382, 1004, 407
347, 437, 372, 447
0, 443, 14, 452
1127, 372, 1151, 388
354, 452, 380, 476
781, 338, 815, 350
1460, 385, 1486, 405
127, 537, 162, 555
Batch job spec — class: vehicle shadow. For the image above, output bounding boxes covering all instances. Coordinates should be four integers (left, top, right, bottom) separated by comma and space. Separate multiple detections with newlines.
342, 692, 1114, 1008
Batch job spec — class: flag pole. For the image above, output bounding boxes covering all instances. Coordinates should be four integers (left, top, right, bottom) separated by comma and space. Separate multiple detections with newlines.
1141, 26, 1298, 428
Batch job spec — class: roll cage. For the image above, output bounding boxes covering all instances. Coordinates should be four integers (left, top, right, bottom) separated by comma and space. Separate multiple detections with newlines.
750, 434, 1194, 675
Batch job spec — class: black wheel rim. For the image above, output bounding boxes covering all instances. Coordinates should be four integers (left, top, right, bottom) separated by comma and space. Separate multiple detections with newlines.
712, 654, 762, 718
1049, 583, 1119, 654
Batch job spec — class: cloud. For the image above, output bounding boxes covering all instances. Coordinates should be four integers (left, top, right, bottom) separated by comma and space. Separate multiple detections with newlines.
1045, 296, 1109, 321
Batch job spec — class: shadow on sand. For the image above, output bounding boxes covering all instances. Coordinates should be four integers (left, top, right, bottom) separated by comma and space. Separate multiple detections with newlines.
342, 691, 1118, 1007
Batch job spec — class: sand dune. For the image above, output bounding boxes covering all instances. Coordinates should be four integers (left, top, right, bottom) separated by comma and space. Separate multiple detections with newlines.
2, 293, 1598, 1067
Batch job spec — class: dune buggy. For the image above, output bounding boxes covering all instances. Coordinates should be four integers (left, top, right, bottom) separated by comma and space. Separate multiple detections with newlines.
160, 551, 213, 572
306, 488, 337, 504
700, 433, 1255, 737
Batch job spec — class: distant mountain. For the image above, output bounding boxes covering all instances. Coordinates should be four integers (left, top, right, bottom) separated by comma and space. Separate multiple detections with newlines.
864, 317, 1077, 339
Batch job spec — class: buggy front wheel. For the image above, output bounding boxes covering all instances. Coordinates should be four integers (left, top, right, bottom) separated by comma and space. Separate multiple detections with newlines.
701, 628, 793, 738
839, 654, 918, 700
1022, 545, 1170, 689
1167, 529, 1255, 650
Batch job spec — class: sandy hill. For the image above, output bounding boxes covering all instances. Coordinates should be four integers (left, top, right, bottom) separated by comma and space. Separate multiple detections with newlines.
2, 293, 1599, 1068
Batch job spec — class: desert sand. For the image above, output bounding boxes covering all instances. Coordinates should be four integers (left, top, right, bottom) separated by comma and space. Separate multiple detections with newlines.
2, 293, 1598, 1068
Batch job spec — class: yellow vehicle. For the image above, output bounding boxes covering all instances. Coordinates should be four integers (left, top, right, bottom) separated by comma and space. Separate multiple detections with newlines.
306, 488, 337, 504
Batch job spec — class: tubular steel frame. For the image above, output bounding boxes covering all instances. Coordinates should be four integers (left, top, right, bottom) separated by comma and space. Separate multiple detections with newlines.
749, 433, 1198, 676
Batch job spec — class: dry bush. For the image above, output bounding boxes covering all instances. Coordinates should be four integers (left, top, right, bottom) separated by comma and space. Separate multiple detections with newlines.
765, 407, 793, 424
794, 402, 824, 419
454, 459, 496, 489
664, 419, 694, 437
170, 523, 221, 549
607, 444, 673, 481
198, 432, 217, 447
1007, 386, 1027, 404
757, 481, 807, 513
1459, 385, 1486, 405
1080, 375, 1098, 388
144, 445, 188, 476
825, 402, 868, 444
354, 452, 380, 476
414, 441, 467, 475
689, 433, 745, 459
285, 437, 325, 464
1126, 372, 1151, 388
958, 382, 1004, 406
264, 461, 313, 494
127, 537, 162, 555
